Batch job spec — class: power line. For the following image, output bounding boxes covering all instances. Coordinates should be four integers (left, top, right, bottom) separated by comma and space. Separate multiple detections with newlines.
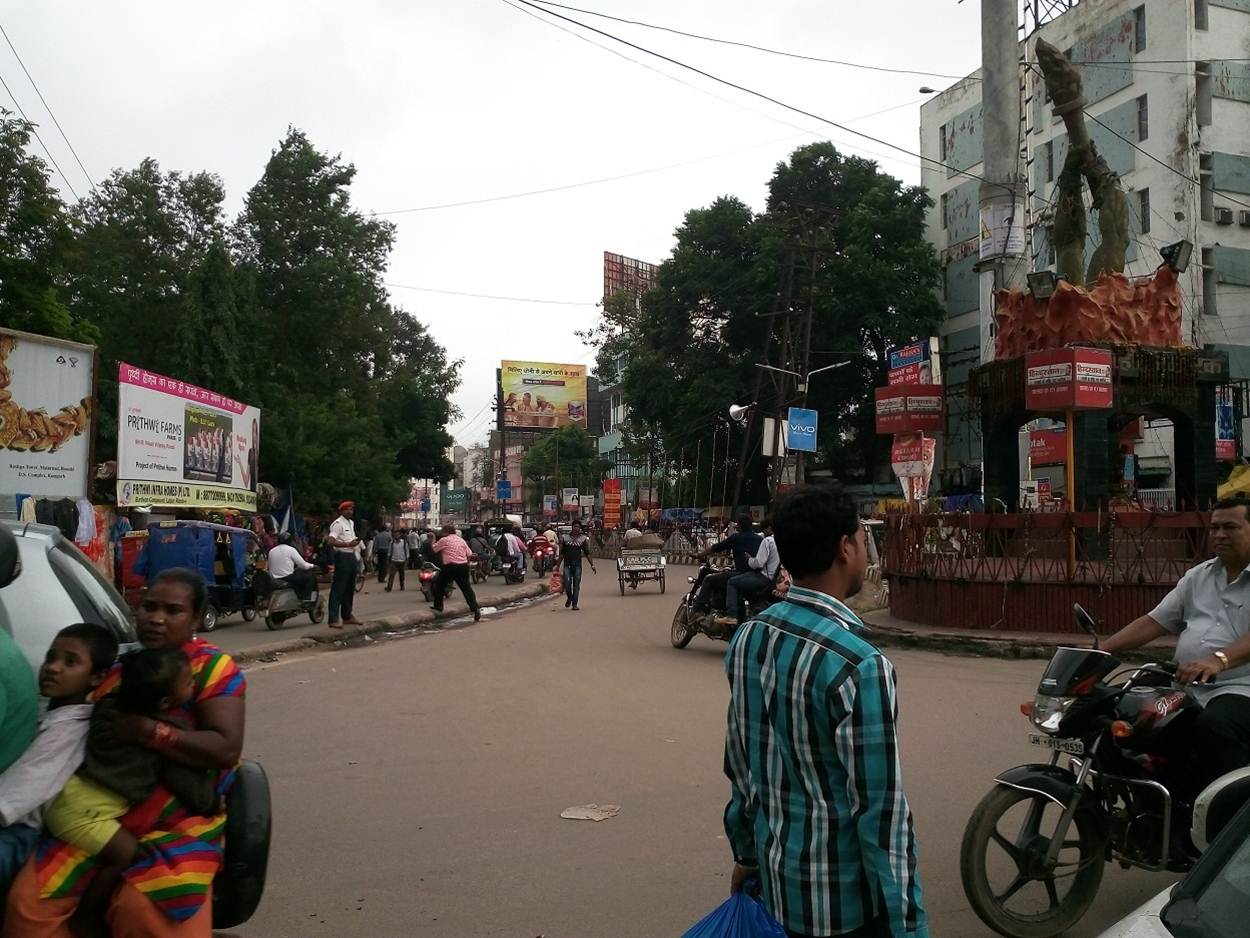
528, 0, 975, 80
0, 22, 95, 195
385, 282, 597, 306
510, 0, 1019, 198
0, 71, 78, 200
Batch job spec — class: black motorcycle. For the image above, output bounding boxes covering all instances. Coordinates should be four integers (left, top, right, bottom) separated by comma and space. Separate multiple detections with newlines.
961, 603, 1250, 938
669, 561, 779, 648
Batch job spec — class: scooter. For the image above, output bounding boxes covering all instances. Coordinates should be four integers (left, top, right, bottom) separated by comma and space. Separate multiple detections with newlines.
490, 553, 526, 584
531, 542, 557, 575
255, 571, 325, 631
669, 560, 781, 648
418, 562, 455, 603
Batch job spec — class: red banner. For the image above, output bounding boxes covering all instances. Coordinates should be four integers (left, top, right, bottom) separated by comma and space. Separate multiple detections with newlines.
875, 386, 945, 434
1029, 429, 1066, 466
1025, 347, 1113, 411
603, 478, 622, 526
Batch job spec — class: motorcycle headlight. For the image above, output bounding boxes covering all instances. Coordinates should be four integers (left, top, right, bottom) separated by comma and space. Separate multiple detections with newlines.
1031, 694, 1078, 735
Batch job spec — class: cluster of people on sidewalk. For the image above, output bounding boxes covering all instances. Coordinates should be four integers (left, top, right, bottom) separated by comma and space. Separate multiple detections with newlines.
0, 568, 246, 936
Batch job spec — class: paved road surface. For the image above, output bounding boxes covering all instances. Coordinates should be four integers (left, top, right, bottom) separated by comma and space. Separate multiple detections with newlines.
205, 568, 533, 656
233, 567, 1174, 937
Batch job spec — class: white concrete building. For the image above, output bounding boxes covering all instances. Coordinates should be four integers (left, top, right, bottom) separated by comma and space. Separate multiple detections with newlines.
920, 0, 1250, 491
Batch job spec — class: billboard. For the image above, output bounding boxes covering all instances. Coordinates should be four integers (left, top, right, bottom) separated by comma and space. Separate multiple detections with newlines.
603, 478, 622, 526
891, 432, 936, 501
1217, 387, 1236, 460
0, 328, 95, 498
500, 361, 587, 430
1025, 348, 1113, 411
116, 363, 260, 510
562, 487, 579, 509
543, 494, 558, 519
603, 252, 659, 302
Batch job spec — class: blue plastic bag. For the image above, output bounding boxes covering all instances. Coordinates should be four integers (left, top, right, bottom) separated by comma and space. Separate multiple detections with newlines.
681, 892, 788, 938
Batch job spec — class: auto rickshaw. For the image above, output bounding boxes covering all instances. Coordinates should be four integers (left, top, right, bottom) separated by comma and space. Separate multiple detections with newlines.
131, 520, 260, 631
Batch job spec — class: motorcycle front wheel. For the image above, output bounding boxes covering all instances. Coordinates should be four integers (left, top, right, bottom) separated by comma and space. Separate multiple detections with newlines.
671, 604, 694, 648
961, 784, 1105, 938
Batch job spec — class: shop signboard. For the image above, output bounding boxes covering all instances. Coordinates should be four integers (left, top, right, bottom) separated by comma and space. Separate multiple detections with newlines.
116, 363, 260, 510
0, 328, 96, 498
1024, 347, 1113, 411
1217, 387, 1236, 460
875, 385, 945, 434
1029, 429, 1067, 466
500, 361, 587, 429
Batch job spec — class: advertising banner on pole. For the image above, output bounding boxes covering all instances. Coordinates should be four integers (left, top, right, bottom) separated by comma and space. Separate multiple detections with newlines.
561, 487, 579, 510
1216, 387, 1236, 460
496, 479, 512, 502
887, 338, 942, 387
786, 407, 819, 453
500, 361, 587, 430
443, 489, 468, 513
0, 328, 95, 498
116, 363, 260, 510
875, 386, 945, 434
891, 433, 936, 503
1024, 348, 1113, 411
603, 478, 622, 527
543, 494, 558, 518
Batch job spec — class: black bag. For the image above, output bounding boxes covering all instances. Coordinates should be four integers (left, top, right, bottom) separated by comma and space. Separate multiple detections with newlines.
496, 533, 510, 557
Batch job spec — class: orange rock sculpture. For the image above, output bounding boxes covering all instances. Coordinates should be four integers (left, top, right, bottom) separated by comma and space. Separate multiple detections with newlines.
993, 265, 1182, 359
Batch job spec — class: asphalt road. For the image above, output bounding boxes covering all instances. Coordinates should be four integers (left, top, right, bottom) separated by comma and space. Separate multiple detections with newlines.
232, 566, 1174, 938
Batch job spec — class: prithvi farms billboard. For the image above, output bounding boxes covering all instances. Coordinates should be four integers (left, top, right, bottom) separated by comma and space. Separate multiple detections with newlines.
116, 363, 261, 510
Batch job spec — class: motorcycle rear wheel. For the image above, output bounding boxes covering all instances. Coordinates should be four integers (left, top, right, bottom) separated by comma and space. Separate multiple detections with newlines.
670, 605, 694, 649
961, 784, 1105, 938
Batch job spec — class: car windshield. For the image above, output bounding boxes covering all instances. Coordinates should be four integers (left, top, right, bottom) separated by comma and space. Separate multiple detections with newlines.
48, 540, 136, 642
1184, 826, 1250, 937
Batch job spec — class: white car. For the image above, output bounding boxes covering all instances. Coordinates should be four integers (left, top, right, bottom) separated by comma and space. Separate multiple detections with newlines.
1098, 771, 1250, 938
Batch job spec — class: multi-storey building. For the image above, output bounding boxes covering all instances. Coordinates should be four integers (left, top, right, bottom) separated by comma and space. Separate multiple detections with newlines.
920, 0, 1250, 492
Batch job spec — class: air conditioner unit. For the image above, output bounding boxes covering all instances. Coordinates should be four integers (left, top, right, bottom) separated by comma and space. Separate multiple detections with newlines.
1240, 211, 1250, 228
1216, 207, 1235, 225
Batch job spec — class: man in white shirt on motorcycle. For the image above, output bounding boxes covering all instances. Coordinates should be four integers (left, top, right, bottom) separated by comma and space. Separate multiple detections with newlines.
268, 533, 317, 602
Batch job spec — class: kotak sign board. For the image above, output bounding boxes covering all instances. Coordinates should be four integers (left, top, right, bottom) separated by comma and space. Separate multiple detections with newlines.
1025, 348, 1113, 411
1029, 429, 1066, 466
116, 363, 260, 510
875, 385, 945, 434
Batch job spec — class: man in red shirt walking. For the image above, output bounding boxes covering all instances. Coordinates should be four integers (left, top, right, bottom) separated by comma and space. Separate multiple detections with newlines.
432, 524, 482, 621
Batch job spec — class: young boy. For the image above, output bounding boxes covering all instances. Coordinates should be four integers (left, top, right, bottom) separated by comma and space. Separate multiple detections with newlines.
0, 623, 118, 888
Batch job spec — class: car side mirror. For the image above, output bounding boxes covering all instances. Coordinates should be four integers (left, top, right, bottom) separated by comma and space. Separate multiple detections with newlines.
0, 525, 20, 589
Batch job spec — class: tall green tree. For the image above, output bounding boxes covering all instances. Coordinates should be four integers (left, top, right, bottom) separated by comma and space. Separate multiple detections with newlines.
520, 425, 610, 510
0, 115, 88, 342
234, 129, 458, 512
586, 143, 943, 495
174, 238, 246, 399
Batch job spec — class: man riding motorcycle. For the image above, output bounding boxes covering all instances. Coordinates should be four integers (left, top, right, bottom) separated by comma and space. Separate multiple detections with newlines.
1099, 493, 1250, 844
267, 532, 318, 601
694, 514, 761, 620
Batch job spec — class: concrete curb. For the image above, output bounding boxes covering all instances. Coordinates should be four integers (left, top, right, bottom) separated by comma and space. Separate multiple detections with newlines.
860, 609, 1172, 663
232, 582, 551, 665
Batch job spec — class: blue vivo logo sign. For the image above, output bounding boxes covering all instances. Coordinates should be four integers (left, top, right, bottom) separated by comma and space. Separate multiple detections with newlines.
787, 407, 819, 453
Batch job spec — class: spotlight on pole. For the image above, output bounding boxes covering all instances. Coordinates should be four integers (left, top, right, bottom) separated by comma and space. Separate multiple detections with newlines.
1160, 239, 1193, 273
728, 402, 756, 423
1027, 270, 1060, 300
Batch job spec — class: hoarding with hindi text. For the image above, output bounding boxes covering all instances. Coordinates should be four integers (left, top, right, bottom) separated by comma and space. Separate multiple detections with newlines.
500, 361, 587, 430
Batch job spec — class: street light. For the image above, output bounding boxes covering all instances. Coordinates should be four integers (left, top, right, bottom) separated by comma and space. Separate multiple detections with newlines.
1027, 270, 1060, 300
756, 360, 850, 394
1160, 239, 1193, 273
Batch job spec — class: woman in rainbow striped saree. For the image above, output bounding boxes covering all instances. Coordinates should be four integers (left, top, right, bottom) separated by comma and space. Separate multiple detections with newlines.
4, 568, 246, 938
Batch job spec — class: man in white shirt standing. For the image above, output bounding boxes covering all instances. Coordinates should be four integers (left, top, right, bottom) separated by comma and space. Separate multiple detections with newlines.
327, 501, 361, 627
268, 533, 317, 601
723, 519, 780, 626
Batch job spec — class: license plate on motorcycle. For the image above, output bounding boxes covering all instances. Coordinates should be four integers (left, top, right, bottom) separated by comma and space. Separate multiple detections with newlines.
1028, 734, 1084, 755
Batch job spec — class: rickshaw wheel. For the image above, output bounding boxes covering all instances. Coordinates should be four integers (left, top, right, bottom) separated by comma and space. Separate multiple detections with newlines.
660, 571, 666, 594
201, 602, 220, 633
242, 606, 257, 622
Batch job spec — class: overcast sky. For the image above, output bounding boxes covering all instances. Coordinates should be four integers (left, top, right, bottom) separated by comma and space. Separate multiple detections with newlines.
7, 0, 982, 448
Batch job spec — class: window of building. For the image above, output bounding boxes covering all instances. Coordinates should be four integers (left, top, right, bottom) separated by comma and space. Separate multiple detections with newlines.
1137, 95, 1149, 142
1201, 153, 1215, 222
1044, 226, 1056, 267
1203, 247, 1218, 317
1138, 189, 1151, 234
940, 192, 949, 230
939, 124, 947, 162
1042, 140, 1054, 182
1197, 62, 1213, 126
1195, 0, 1209, 31
1134, 6, 1146, 53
